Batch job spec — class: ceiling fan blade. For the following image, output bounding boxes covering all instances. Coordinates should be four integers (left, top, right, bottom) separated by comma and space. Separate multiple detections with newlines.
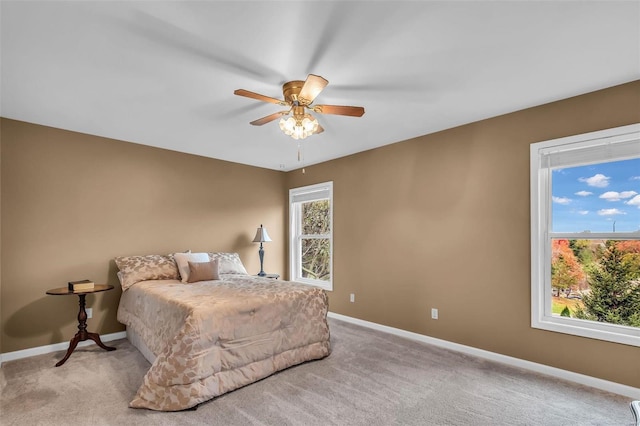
298, 74, 328, 104
316, 124, 325, 134
127, 11, 285, 81
312, 104, 365, 117
250, 111, 290, 126
234, 89, 287, 106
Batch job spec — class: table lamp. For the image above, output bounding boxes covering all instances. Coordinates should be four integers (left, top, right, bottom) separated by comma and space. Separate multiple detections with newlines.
252, 224, 272, 276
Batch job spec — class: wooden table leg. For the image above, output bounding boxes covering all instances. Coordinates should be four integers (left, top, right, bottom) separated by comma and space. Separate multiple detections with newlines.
55, 333, 81, 367
55, 293, 116, 367
86, 331, 116, 352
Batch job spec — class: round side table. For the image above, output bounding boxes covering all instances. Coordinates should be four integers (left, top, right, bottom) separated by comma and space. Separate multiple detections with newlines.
46, 284, 116, 367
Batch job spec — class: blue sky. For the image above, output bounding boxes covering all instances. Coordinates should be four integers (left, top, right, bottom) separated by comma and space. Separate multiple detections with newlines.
552, 158, 640, 233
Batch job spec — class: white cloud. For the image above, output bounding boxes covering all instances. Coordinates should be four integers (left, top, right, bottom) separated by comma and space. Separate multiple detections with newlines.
599, 190, 638, 201
597, 208, 626, 216
574, 190, 593, 197
552, 196, 571, 205
577, 210, 589, 215
579, 173, 610, 188
631, 176, 640, 181
626, 194, 640, 208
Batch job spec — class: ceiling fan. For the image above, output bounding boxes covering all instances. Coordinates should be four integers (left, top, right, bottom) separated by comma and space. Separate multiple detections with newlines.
234, 74, 365, 140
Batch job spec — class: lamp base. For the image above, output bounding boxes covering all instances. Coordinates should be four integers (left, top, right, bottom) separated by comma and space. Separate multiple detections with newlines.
257, 244, 266, 277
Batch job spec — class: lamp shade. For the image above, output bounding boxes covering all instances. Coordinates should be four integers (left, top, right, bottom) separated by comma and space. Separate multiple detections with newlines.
252, 225, 272, 243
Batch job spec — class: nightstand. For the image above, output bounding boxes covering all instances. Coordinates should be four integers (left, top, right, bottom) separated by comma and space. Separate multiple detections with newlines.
46, 284, 116, 366
255, 273, 280, 279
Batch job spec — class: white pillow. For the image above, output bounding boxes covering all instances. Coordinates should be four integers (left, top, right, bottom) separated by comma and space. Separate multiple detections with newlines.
173, 252, 210, 283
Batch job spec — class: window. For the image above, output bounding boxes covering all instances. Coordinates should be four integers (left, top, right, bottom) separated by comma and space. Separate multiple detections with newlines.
290, 181, 333, 290
530, 123, 640, 347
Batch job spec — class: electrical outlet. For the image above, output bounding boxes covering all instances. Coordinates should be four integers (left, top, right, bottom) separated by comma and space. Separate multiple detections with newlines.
86, 308, 92, 319
431, 308, 438, 320
350, 293, 355, 303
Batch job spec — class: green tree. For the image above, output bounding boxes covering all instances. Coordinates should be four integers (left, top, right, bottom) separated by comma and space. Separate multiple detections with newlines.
569, 239, 596, 266
552, 257, 576, 296
574, 241, 640, 327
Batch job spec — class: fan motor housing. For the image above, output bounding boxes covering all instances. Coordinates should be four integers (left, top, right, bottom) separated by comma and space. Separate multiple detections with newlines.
282, 80, 306, 105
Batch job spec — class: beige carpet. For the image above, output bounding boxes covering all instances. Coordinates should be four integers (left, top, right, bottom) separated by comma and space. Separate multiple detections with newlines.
0, 318, 635, 425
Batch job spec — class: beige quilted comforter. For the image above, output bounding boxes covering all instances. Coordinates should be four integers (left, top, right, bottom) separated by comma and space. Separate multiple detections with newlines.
117, 275, 331, 411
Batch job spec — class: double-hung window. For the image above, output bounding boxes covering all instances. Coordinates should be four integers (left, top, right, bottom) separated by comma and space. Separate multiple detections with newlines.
289, 181, 333, 291
530, 123, 640, 346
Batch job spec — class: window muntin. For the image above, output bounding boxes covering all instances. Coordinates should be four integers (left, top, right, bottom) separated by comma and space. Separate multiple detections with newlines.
531, 124, 640, 347
290, 182, 333, 290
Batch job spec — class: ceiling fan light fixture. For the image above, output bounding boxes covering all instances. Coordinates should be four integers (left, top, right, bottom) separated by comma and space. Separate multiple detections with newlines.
278, 114, 319, 140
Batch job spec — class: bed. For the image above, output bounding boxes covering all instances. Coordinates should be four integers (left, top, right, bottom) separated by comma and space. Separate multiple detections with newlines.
115, 252, 331, 411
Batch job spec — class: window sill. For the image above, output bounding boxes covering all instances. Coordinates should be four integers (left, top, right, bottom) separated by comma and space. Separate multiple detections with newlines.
532, 315, 640, 347
294, 277, 332, 291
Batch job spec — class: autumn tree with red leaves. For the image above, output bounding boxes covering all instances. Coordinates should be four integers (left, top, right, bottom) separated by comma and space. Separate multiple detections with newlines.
615, 241, 640, 278
551, 239, 585, 296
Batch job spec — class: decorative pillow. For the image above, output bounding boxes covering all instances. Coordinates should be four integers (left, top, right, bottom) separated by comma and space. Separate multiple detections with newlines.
173, 252, 210, 283
114, 254, 180, 291
187, 259, 220, 283
207, 252, 249, 275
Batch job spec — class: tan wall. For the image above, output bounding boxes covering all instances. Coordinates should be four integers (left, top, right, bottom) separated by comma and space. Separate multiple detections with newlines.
0, 119, 286, 353
2, 81, 639, 388
286, 80, 640, 388
0, 119, 3, 361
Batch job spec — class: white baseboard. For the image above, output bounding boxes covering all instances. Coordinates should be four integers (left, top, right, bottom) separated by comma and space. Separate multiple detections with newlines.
0, 331, 127, 365
328, 311, 640, 400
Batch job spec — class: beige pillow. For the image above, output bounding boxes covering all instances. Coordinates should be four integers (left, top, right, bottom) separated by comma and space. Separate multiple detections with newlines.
173, 252, 210, 283
114, 254, 180, 291
206, 252, 249, 275
187, 259, 220, 283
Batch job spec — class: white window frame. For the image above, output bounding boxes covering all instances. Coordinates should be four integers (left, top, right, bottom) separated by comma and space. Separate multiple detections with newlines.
289, 181, 333, 291
530, 123, 640, 347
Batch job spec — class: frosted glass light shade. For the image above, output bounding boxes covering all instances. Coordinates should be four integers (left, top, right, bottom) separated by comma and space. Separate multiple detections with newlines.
278, 114, 319, 140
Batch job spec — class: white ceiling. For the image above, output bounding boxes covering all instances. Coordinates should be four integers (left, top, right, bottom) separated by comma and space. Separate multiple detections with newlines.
2, 1, 639, 171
